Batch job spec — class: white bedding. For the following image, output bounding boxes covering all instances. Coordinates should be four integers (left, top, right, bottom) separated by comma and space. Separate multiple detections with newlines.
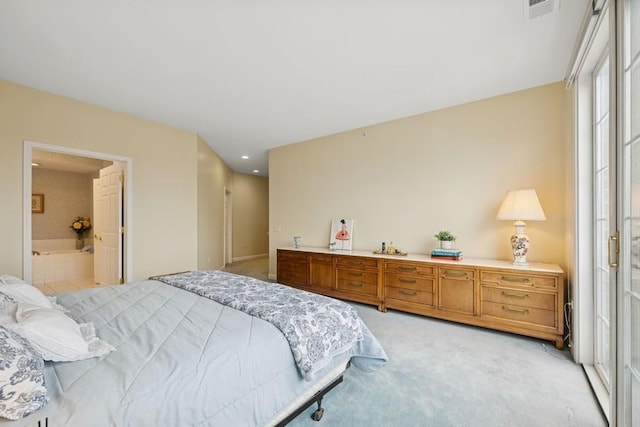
0, 278, 386, 426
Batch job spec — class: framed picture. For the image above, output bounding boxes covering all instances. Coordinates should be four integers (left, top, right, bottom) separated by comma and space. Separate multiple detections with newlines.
31, 194, 44, 214
329, 219, 354, 251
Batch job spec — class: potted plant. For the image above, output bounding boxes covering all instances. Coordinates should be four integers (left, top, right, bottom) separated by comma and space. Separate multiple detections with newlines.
434, 230, 456, 249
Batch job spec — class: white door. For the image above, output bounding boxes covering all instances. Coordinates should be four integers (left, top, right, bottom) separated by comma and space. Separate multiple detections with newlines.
93, 163, 123, 285
92, 178, 103, 284
617, 0, 640, 424
594, 52, 613, 392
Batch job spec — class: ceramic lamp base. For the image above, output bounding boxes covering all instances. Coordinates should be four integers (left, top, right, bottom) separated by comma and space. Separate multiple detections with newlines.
510, 221, 529, 265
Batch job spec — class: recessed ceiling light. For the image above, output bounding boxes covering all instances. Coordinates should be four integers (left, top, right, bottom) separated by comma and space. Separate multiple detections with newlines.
31, 162, 40, 167
253, 170, 259, 174
241, 155, 249, 160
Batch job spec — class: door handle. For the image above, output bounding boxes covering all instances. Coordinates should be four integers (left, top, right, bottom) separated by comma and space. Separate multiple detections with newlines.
608, 232, 619, 268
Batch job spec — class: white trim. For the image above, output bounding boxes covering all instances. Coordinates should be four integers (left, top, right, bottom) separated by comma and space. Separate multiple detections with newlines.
572, 69, 596, 365
224, 187, 233, 266
565, 0, 609, 88
569, 0, 610, 365
23, 141, 134, 284
583, 364, 611, 424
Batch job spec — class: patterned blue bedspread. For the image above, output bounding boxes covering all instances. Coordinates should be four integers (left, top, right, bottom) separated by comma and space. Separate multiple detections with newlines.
152, 270, 367, 380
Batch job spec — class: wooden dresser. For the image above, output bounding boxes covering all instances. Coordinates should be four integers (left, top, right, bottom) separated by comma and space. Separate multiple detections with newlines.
277, 247, 565, 349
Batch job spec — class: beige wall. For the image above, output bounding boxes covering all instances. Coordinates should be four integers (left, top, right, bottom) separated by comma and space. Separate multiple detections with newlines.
269, 82, 567, 276
197, 137, 233, 270
32, 169, 93, 240
1, 79, 207, 281
232, 173, 269, 260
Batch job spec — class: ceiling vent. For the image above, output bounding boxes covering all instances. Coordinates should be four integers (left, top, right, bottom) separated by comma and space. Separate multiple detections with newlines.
525, 0, 559, 20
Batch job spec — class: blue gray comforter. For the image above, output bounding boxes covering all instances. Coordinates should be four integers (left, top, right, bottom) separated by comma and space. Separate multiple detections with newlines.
152, 270, 373, 380
0, 277, 387, 426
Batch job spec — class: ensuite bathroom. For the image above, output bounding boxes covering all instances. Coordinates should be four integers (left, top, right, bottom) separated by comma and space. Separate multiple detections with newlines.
31, 150, 120, 294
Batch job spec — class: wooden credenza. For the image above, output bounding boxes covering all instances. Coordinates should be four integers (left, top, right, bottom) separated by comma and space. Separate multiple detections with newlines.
277, 247, 565, 349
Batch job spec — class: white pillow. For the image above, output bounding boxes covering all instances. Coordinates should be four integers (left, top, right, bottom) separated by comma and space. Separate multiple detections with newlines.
11, 303, 115, 362
0, 281, 53, 309
14, 303, 89, 361
0, 301, 18, 325
0, 274, 28, 285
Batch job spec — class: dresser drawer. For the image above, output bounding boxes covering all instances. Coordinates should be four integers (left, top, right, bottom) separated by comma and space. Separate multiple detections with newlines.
385, 274, 434, 293
481, 286, 556, 311
336, 257, 378, 270
336, 270, 378, 296
482, 301, 556, 328
480, 271, 557, 289
385, 261, 434, 276
278, 250, 308, 263
386, 286, 433, 306
278, 263, 308, 287
310, 254, 334, 264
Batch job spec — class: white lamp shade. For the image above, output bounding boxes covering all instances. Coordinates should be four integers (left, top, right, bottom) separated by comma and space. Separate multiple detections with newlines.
496, 189, 546, 221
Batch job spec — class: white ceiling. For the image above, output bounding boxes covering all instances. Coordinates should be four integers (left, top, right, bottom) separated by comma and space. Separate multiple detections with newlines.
0, 0, 588, 177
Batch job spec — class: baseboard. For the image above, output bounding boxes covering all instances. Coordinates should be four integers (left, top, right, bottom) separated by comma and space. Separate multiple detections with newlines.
232, 253, 268, 262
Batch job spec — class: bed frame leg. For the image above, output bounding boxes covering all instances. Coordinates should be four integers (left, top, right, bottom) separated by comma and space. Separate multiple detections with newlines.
275, 372, 346, 426
311, 397, 325, 421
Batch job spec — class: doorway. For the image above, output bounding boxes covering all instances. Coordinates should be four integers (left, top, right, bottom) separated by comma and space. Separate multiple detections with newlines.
23, 141, 133, 284
570, 1, 640, 424
224, 188, 233, 266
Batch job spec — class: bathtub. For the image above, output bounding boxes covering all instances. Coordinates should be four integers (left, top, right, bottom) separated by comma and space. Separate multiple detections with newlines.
32, 249, 94, 285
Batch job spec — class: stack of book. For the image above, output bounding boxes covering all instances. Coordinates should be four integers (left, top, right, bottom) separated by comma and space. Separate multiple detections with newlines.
430, 248, 463, 261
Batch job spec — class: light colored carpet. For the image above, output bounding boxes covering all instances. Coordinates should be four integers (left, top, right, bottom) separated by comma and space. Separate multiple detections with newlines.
225, 257, 605, 426
287, 303, 605, 426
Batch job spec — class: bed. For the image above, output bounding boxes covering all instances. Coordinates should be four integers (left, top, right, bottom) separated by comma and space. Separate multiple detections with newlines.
0, 271, 387, 426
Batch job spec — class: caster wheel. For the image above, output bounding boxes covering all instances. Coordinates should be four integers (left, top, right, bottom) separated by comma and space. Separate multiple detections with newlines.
311, 408, 324, 421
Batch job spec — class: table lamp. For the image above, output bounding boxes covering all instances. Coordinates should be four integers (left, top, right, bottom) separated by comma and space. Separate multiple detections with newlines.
496, 189, 546, 265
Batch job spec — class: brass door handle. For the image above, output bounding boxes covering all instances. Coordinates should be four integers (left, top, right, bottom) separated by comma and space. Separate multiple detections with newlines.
609, 233, 619, 268
348, 282, 364, 288
349, 272, 364, 277
399, 290, 418, 296
399, 278, 418, 284
398, 266, 417, 272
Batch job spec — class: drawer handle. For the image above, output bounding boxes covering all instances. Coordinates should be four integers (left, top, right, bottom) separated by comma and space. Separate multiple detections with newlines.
400, 278, 418, 284
500, 275, 531, 284
348, 282, 364, 288
398, 266, 417, 272
349, 272, 364, 277
501, 291, 529, 299
444, 271, 468, 279
502, 305, 530, 315
399, 290, 418, 296
348, 261, 364, 266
